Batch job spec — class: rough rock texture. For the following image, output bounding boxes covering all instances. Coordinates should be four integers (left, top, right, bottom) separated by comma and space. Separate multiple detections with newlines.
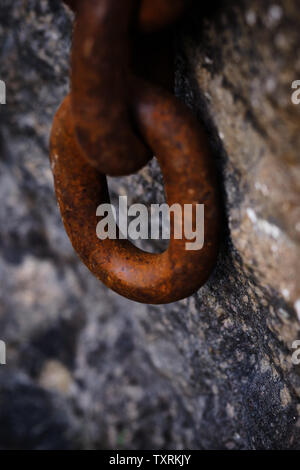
0, 0, 299, 450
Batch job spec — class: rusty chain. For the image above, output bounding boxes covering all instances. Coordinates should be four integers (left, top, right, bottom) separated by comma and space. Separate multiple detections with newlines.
50, 0, 221, 304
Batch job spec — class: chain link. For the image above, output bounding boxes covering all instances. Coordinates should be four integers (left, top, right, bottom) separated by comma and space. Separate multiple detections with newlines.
50, 0, 221, 303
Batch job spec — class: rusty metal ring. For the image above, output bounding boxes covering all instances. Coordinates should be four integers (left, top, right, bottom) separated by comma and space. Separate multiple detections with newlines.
50, 84, 220, 304
71, 0, 151, 176
69, 0, 190, 176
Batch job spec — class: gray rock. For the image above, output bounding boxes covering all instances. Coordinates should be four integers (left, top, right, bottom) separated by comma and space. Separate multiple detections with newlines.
0, 0, 299, 449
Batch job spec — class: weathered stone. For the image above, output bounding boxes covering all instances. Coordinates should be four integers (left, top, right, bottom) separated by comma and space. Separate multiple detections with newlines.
0, 0, 299, 450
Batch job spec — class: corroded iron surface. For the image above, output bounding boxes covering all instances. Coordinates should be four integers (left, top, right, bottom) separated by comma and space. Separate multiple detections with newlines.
71, 0, 151, 176
68, 0, 189, 175
50, 0, 221, 303
50, 88, 220, 303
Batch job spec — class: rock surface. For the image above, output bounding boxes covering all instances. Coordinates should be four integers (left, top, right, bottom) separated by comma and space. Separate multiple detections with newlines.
0, 0, 299, 449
